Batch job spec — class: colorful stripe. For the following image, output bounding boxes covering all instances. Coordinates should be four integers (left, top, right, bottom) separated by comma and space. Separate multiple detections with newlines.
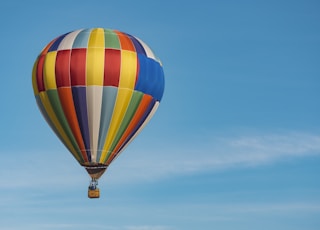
32, 28, 165, 168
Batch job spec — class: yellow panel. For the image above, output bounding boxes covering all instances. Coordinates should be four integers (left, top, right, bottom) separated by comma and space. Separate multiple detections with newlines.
100, 88, 133, 163
119, 50, 137, 90
88, 28, 105, 48
43, 52, 57, 90
39, 91, 82, 162
113, 101, 160, 160
87, 28, 105, 86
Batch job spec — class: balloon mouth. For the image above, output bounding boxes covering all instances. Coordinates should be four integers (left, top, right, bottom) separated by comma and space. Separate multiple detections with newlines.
82, 163, 108, 180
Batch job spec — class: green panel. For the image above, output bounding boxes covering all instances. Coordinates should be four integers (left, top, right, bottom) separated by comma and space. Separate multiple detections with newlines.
46, 90, 84, 163
104, 29, 121, 49
36, 95, 74, 155
109, 91, 143, 153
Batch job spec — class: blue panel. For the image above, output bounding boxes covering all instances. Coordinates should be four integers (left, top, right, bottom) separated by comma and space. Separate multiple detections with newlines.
154, 65, 165, 101
72, 29, 92, 48
72, 87, 91, 161
97, 86, 118, 161
135, 54, 165, 101
48, 32, 69, 52
126, 34, 146, 55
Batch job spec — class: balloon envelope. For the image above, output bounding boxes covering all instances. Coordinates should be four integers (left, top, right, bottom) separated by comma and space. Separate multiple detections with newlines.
32, 28, 164, 179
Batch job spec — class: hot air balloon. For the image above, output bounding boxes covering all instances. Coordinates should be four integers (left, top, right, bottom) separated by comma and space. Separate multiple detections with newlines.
32, 28, 165, 198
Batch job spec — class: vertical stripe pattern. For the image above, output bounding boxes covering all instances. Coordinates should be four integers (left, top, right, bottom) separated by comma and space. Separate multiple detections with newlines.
32, 28, 165, 170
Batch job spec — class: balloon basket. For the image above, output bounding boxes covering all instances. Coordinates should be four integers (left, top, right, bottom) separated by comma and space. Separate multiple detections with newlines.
88, 178, 100, 198
88, 188, 100, 199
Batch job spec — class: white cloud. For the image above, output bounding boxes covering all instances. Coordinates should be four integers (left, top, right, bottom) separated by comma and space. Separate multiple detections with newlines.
107, 131, 320, 183
124, 226, 174, 230
225, 202, 320, 213
1, 131, 320, 187
6, 223, 174, 230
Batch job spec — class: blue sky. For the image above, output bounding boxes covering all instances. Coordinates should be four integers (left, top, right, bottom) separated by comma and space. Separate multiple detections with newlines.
1, 0, 320, 229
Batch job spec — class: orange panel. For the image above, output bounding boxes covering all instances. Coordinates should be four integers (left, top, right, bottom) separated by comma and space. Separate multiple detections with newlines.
106, 94, 153, 165
58, 87, 88, 162
115, 30, 135, 51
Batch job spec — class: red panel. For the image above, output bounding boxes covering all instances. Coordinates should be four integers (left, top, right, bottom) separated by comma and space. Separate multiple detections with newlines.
55, 50, 71, 87
70, 48, 86, 86
36, 55, 46, 92
104, 49, 121, 86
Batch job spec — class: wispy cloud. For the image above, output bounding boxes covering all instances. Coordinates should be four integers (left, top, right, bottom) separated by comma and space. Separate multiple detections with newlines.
222, 202, 320, 213
124, 226, 175, 230
38, 224, 164, 230
6, 224, 175, 230
108, 131, 320, 183
1, 131, 320, 187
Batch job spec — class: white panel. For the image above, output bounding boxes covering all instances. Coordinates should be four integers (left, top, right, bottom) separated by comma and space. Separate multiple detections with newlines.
86, 86, 103, 162
135, 37, 162, 66
57, 29, 83, 50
